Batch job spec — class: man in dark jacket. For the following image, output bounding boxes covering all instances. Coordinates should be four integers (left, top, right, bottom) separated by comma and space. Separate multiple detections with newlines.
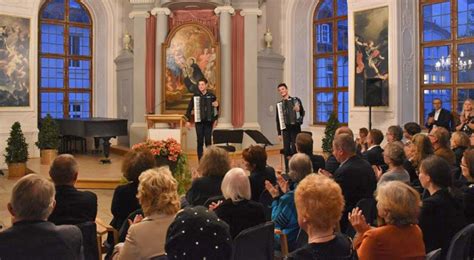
362, 128, 385, 167
425, 98, 454, 132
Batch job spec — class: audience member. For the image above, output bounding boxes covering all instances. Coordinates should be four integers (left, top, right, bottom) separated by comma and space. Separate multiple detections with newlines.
210, 168, 266, 238
404, 134, 434, 185
320, 133, 377, 232
265, 153, 313, 252
403, 122, 422, 144
451, 131, 471, 168
288, 174, 354, 259
242, 145, 276, 201
112, 167, 180, 259
362, 128, 385, 167
296, 132, 325, 172
165, 206, 232, 260
0, 175, 83, 259
418, 155, 466, 255
376, 142, 410, 185
386, 125, 404, 144
429, 127, 456, 165
456, 98, 473, 136
461, 150, 474, 223
349, 181, 425, 260
186, 146, 231, 206
110, 149, 156, 232
356, 127, 369, 153
425, 98, 455, 132
325, 126, 354, 174
48, 154, 97, 225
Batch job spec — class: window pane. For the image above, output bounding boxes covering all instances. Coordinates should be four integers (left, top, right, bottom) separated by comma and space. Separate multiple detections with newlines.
315, 92, 334, 123
423, 89, 452, 123
316, 0, 333, 19
69, 0, 90, 23
41, 0, 65, 20
458, 88, 474, 112
315, 23, 333, 53
337, 0, 347, 16
315, 58, 333, 88
337, 55, 348, 87
69, 60, 91, 89
41, 92, 64, 118
40, 58, 64, 88
41, 23, 64, 54
337, 91, 348, 123
458, 0, 474, 38
337, 20, 348, 51
423, 46, 451, 84
423, 1, 451, 42
69, 27, 91, 56
457, 43, 474, 83
68, 92, 90, 118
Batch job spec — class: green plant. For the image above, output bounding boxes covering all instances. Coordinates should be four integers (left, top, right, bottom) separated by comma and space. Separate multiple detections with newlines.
36, 114, 60, 150
321, 113, 340, 153
4, 122, 29, 164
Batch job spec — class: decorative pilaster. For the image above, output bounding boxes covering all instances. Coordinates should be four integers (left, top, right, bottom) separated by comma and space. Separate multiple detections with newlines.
151, 7, 171, 112
214, 6, 235, 128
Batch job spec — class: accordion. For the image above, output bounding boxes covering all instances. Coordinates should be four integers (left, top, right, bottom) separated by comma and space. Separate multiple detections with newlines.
277, 98, 302, 130
194, 95, 217, 122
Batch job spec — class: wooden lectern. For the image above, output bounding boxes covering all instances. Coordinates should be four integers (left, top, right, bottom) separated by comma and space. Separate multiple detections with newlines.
145, 114, 187, 151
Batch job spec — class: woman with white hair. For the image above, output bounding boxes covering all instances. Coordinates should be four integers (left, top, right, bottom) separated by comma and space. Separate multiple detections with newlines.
210, 167, 266, 238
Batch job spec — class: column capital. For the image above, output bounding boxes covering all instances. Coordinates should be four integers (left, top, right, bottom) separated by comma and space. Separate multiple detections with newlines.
240, 8, 262, 17
214, 6, 235, 15
151, 7, 171, 16
129, 11, 150, 19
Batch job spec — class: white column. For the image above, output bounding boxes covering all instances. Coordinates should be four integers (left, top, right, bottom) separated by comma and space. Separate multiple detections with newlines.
151, 7, 171, 113
129, 5, 151, 146
241, 8, 262, 129
214, 6, 235, 129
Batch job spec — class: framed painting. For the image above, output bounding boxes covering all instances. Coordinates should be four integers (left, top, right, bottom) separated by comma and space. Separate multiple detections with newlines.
354, 6, 389, 106
0, 14, 31, 109
162, 23, 220, 114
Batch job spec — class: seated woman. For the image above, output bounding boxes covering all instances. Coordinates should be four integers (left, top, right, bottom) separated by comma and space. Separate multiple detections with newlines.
456, 98, 474, 136
110, 149, 156, 232
186, 146, 231, 206
242, 145, 276, 201
112, 167, 180, 259
265, 153, 313, 252
349, 181, 425, 259
375, 142, 410, 185
288, 174, 354, 259
403, 134, 434, 186
210, 168, 266, 238
418, 155, 467, 256
451, 131, 471, 168
461, 150, 474, 223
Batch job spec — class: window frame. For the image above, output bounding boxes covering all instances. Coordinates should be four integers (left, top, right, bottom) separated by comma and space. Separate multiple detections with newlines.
312, 0, 348, 125
38, 0, 93, 119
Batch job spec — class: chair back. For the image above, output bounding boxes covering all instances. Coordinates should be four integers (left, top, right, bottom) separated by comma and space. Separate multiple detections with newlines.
295, 228, 308, 249
203, 195, 225, 208
446, 223, 474, 260
76, 221, 100, 260
426, 248, 442, 260
232, 222, 275, 260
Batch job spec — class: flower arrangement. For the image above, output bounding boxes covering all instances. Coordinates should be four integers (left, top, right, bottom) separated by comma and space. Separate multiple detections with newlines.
132, 138, 191, 194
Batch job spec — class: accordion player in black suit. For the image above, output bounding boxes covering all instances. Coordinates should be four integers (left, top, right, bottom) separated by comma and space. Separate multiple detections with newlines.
276, 83, 305, 171
185, 78, 219, 160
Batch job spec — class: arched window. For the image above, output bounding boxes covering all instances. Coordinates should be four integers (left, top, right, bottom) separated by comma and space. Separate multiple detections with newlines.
420, 0, 474, 124
313, 0, 348, 124
38, 0, 92, 118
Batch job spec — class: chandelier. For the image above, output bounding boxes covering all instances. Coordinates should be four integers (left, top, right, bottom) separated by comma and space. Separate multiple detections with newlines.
435, 51, 473, 72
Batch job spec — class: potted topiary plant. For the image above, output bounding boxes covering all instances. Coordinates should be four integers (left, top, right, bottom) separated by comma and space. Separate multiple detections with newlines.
4, 121, 29, 178
36, 114, 60, 165
321, 112, 340, 159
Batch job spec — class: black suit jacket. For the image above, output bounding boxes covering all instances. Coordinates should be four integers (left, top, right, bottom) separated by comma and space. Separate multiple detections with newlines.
110, 182, 140, 229
362, 145, 385, 166
309, 154, 326, 173
214, 199, 266, 238
0, 220, 83, 260
249, 166, 277, 202
48, 185, 97, 225
419, 189, 466, 254
325, 154, 340, 174
425, 108, 454, 132
186, 175, 224, 206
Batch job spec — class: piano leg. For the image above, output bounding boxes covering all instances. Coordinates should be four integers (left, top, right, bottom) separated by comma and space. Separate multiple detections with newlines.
93, 137, 101, 154
100, 137, 113, 164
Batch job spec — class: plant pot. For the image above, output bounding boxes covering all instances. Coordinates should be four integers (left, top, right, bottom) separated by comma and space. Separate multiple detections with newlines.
8, 163, 27, 179
40, 149, 58, 165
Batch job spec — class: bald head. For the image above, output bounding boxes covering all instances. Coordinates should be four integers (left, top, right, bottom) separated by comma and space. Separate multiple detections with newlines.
49, 154, 78, 186
335, 126, 354, 138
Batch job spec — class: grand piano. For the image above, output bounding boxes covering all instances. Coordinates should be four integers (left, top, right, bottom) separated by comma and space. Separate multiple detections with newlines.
55, 117, 128, 163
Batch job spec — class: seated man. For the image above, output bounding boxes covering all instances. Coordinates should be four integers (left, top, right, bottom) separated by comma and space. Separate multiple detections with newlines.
325, 126, 354, 174
362, 128, 385, 167
0, 175, 83, 259
296, 132, 325, 172
48, 154, 97, 225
